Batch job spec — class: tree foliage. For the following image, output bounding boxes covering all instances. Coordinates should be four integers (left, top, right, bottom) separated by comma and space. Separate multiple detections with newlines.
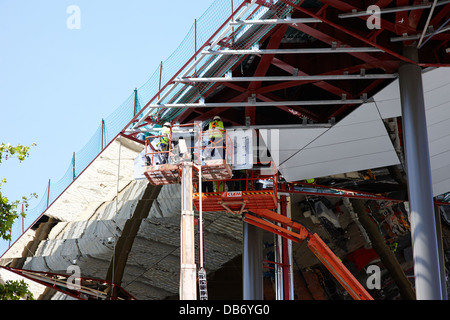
0, 143, 36, 300
0, 279, 34, 300
0, 143, 37, 241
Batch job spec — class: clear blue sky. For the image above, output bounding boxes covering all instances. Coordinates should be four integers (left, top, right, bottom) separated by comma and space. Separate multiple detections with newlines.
0, 0, 215, 211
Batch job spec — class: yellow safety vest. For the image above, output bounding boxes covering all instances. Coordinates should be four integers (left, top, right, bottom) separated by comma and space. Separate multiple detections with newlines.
214, 181, 224, 192
208, 120, 225, 139
158, 126, 171, 145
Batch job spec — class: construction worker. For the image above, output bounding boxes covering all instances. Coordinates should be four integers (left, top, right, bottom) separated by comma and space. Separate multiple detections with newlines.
207, 116, 225, 160
157, 122, 171, 164
213, 180, 224, 192
227, 169, 246, 191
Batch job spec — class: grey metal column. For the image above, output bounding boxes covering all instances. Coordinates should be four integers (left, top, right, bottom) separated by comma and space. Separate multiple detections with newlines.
243, 222, 263, 299
398, 46, 443, 300
434, 203, 448, 300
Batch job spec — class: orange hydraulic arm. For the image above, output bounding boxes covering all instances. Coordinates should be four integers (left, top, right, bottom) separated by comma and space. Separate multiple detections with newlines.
244, 209, 373, 300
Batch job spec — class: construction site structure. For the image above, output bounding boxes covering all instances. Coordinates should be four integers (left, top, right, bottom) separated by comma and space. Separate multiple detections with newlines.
4, 0, 450, 301
143, 122, 373, 300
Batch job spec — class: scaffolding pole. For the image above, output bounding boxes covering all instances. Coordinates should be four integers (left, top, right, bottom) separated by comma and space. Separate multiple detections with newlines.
180, 162, 197, 300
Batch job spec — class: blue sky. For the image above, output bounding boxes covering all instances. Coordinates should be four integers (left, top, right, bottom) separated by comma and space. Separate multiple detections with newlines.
0, 1, 216, 211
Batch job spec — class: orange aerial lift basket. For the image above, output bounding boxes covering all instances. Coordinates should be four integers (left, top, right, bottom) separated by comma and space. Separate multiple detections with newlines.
143, 122, 233, 185
193, 162, 278, 214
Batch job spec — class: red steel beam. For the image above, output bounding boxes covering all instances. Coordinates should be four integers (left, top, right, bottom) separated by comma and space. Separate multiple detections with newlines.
288, 22, 386, 65
319, 0, 417, 35
288, 0, 450, 66
281, 0, 418, 65
408, 0, 426, 30
247, 24, 289, 93
1, 266, 136, 300
256, 58, 397, 103
395, 0, 412, 35
202, 80, 322, 122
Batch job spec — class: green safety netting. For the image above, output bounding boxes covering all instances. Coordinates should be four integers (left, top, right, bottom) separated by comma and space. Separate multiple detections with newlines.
1, 0, 301, 256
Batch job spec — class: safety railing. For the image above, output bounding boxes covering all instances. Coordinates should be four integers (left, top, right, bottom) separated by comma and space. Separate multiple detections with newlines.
194, 161, 277, 193
144, 123, 233, 171
192, 161, 278, 213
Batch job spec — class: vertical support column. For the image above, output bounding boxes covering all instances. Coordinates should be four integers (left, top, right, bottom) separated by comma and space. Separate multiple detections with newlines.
434, 203, 448, 300
194, 19, 198, 75
101, 119, 105, 150
276, 194, 294, 300
46, 179, 51, 208
243, 222, 263, 299
282, 195, 294, 300
158, 61, 163, 101
72, 152, 76, 181
133, 88, 138, 117
21, 204, 24, 234
274, 231, 283, 300
275, 195, 284, 300
180, 162, 197, 300
398, 46, 443, 300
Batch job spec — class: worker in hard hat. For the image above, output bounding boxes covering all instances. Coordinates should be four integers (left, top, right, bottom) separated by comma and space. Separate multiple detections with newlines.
157, 122, 172, 164
206, 116, 225, 160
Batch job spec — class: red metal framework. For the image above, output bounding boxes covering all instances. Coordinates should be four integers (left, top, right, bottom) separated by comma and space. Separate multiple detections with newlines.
118, 0, 450, 158
280, 180, 406, 202
193, 162, 278, 214
127, 0, 450, 128
1, 266, 136, 300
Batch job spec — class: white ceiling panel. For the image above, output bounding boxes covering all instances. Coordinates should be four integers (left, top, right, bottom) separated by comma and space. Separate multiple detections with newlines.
280, 149, 399, 182
426, 102, 450, 127
429, 134, 450, 158
258, 127, 328, 167
372, 80, 401, 119
261, 100, 400, 182
262, 67, 450, 197
422, 68, 450, 196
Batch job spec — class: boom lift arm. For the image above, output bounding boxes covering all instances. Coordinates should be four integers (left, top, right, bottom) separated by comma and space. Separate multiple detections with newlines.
244, 208, 373, 300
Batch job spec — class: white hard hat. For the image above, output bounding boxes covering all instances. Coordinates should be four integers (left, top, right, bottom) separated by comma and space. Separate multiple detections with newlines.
163, 122, 171, 127
213, 116, 221, 121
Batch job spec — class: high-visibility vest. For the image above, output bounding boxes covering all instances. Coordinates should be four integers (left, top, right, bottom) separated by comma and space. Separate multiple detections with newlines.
208, 120, 225, 139
158, 126, 171, 146
214, 181, 224, 192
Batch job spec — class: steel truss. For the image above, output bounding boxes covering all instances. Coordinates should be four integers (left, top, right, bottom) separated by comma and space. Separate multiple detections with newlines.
1, 266, 136, 300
